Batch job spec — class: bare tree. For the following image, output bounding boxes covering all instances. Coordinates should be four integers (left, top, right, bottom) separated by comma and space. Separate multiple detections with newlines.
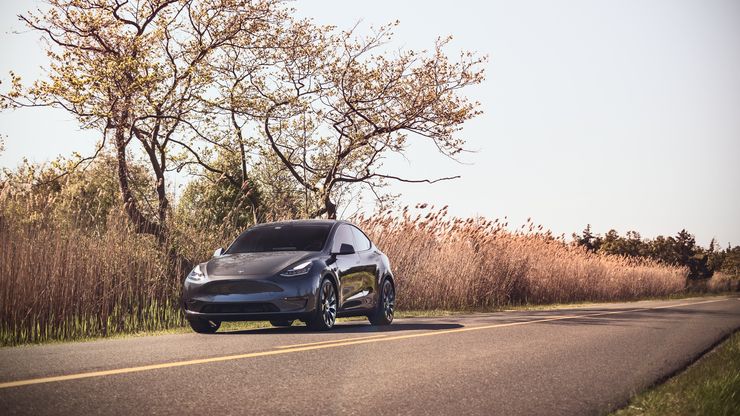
2, 2, 485, 231
224, 22, 486, 218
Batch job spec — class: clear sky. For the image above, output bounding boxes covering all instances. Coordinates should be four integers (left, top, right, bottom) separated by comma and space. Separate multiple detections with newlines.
1, 0, 739, 246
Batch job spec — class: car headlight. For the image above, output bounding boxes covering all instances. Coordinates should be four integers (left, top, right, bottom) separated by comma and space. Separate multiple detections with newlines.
280, 261, 313, 277
186, 264, 206, 282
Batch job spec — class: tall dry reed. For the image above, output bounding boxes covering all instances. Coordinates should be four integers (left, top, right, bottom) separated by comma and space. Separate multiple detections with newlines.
0, 205, 697, 346
356, 207, 688, 310
0, 215, 183, 345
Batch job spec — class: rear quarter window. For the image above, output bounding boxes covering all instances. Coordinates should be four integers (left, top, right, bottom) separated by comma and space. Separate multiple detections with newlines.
351, 226, 372, 251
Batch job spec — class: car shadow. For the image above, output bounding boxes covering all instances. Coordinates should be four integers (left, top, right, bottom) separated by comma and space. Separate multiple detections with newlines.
217, 322, 464, 335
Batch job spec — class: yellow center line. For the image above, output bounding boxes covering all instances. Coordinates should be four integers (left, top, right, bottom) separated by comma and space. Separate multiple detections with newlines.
0, 297, 731, 390
276, 333, 388, 349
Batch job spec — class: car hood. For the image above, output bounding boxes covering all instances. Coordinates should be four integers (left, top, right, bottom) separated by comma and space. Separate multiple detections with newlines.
205, 251, 314, 279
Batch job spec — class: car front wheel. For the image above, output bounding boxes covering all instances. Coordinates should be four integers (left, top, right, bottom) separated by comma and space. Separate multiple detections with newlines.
307, 278, 337, 331
188, 318, 220, 334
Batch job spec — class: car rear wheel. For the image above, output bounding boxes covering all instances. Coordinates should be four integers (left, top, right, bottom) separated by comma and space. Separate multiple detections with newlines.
270, 320, 294, 327
307, 279, 337, 331
369, 279, 395, 326
188, 318, 220, 334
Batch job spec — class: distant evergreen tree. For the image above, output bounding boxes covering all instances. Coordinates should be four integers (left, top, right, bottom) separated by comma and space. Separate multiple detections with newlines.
571, 226, 737, 280
573, 224, 601, 252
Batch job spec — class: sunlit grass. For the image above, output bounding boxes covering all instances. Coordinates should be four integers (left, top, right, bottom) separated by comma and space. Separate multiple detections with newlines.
612, 331, 740, 416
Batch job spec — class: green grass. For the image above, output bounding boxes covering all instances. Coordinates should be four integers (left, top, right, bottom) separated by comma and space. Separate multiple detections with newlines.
612, 331, 740, 416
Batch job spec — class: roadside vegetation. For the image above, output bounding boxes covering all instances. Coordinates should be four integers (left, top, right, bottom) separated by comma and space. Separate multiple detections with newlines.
0, 0, 738, 346
613, 331, 740, 416
358, 208, 688, 309
0, 180, 735, 346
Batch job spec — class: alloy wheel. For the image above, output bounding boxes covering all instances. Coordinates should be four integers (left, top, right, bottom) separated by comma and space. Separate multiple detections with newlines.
321, 280, 337, 327
382, 280, 395, 321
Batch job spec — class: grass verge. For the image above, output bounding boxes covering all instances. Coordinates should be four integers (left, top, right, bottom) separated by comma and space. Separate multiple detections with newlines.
4, 294, 733, 348
612, 331, 740, 416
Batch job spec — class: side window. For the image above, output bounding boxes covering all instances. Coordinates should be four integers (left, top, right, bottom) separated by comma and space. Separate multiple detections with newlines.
350, 226, 372, 251
331, 225, 354, 253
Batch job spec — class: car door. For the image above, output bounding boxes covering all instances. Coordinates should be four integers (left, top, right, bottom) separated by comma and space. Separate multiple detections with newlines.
349, 225, 379, 310
331, 224, 364, 311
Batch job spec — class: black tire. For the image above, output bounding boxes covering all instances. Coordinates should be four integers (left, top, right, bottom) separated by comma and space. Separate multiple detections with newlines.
188, 318, 220, 334
369, 279, 395, 326
307, 278, 337, 331
270, 320, 294, 327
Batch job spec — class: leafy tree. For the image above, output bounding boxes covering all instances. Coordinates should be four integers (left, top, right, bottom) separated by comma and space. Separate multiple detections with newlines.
717, 245, 740, 278
673, 229, 697, 265
1, 0, 286, 243
0, 153, 154, 230
177, 151, 261, 234
573, 224, 601, 252
606, 230, 645, 257
649, 235, 678, 265
573, 227, 718, 280
2, 0, 485, 237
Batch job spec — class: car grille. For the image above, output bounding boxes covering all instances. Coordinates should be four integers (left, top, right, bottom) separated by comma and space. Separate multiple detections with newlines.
200, 280, 283, 295
200, 303, 279, 314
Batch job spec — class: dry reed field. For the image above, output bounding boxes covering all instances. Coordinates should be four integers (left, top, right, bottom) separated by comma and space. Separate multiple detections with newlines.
357, 207, 687, 310
0, 205, 693, 346
0, 217, 183, 346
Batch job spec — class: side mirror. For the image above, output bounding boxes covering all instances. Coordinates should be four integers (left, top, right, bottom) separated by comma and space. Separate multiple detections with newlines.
213, 247, 225, 258
336, 243, 355, 255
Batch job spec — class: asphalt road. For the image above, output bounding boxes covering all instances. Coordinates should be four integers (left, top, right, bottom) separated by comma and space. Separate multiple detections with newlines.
1, 296, 739, 415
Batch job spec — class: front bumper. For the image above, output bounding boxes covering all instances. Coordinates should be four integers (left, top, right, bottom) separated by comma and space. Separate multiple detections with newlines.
182, 272, 320, 322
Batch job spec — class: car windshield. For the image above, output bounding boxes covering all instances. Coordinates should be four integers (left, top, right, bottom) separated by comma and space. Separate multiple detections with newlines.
226, 224, 332, 253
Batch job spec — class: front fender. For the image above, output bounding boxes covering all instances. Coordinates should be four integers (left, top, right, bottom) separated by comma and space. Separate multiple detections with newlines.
314, 258, 340, 302
376, 251, 393, 285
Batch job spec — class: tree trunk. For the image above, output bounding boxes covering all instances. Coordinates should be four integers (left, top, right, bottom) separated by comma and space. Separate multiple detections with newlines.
113, 113, 164, 241
323, 193, 337, 219
140, 141, 169, 243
